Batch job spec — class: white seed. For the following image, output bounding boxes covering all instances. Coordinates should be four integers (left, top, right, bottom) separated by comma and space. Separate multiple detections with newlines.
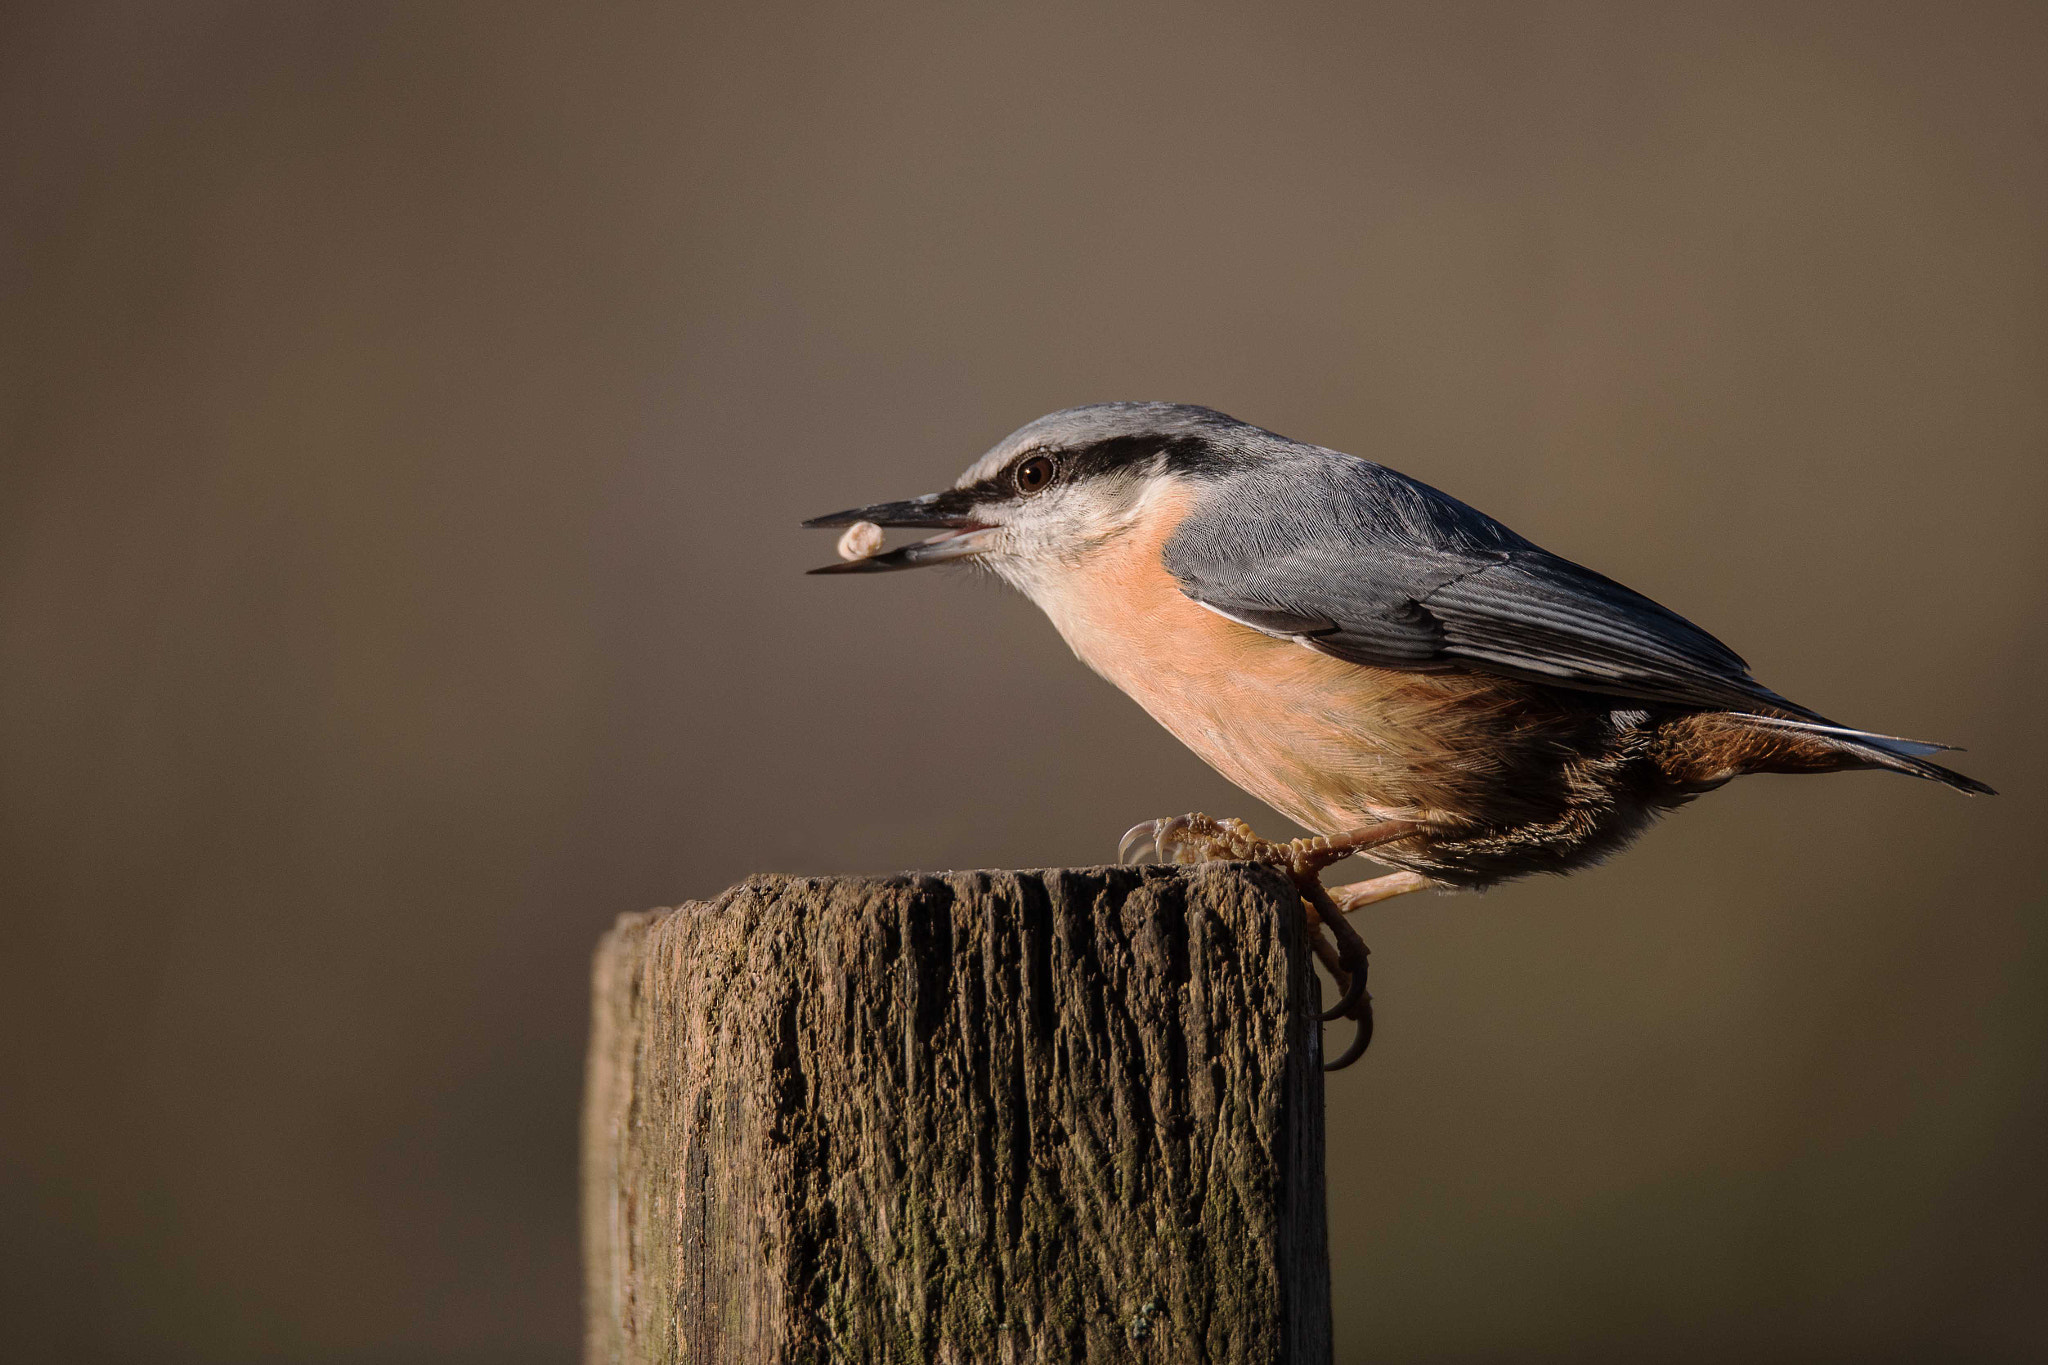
836, 521, 885, 561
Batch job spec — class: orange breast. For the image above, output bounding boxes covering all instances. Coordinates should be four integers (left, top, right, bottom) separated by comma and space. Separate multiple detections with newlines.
1027, 485, 1499, 834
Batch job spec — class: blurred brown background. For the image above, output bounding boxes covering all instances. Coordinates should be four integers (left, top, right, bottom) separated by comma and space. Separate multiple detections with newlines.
3, 2, 2043, 1361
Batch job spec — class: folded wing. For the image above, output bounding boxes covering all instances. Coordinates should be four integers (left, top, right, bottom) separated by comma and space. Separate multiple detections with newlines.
1162, 452, 1811, 717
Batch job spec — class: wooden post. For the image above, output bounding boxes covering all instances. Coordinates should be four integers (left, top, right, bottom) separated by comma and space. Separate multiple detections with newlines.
582, 865, 1331, 1364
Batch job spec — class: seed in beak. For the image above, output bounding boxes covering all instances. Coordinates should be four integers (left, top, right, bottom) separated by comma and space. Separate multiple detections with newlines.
836, 521, 885, 561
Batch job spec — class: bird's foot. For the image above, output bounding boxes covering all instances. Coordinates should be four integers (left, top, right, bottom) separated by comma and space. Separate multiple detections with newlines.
1119, 812, 1420, 1071
1117, 812, 1361, 881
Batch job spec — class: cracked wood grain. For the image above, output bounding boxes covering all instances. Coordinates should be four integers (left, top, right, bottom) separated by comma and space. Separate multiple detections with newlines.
582, 864, 1330, 1365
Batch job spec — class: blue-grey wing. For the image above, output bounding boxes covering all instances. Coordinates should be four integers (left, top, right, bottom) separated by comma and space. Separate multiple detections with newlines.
1162, 453, 1798, 714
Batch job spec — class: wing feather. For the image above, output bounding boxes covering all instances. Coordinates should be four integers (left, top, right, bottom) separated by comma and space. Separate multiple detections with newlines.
1163, 452, 1804, 715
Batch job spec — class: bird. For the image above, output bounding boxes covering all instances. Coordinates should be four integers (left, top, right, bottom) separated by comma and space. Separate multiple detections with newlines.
804, 402, 1992, 1069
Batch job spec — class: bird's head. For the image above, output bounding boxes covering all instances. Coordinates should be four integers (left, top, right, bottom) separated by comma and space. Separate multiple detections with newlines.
804, 402, 1262, 595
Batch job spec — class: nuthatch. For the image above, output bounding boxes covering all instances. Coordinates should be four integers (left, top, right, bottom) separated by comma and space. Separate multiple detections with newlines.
805, 402, 1992, 1068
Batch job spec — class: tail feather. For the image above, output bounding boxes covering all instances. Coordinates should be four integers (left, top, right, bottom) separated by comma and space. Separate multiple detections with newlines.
1730, 713, 1996, 795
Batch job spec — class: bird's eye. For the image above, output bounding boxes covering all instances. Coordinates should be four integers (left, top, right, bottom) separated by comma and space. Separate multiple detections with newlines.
1014, 454, 1056, 495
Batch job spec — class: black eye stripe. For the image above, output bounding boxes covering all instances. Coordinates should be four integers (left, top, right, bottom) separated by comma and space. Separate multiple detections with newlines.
967, 432, 1231, 506
1071, 434, 1233, 479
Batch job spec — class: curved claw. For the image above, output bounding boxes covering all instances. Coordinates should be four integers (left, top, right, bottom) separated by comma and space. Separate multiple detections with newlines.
1321, 964, 1369, 1023
1120, 815, 1200, 865
1304, 877, 1378, 1070
1303, 882, 1371, 1022
1326, 1005, 1374, 1071
1319, 936, 1370, 1021
1149, 814, 1195, 864
1118, 820, 1159, 865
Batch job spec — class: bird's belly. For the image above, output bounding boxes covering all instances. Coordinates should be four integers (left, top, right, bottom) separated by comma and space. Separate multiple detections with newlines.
1034, 571, 1464, 834
1117, 650, 1420, 833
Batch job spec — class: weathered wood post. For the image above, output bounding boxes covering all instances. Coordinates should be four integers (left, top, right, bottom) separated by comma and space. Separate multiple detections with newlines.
582, 864, 1331, 1364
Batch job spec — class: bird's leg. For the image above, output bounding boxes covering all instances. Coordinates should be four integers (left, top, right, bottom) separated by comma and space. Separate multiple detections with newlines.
1328, 869, 1434, 915
1118, 813, 1428, 1070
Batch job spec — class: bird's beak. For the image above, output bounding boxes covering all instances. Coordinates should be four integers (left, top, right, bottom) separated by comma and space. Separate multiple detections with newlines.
802, 490, 998, 574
